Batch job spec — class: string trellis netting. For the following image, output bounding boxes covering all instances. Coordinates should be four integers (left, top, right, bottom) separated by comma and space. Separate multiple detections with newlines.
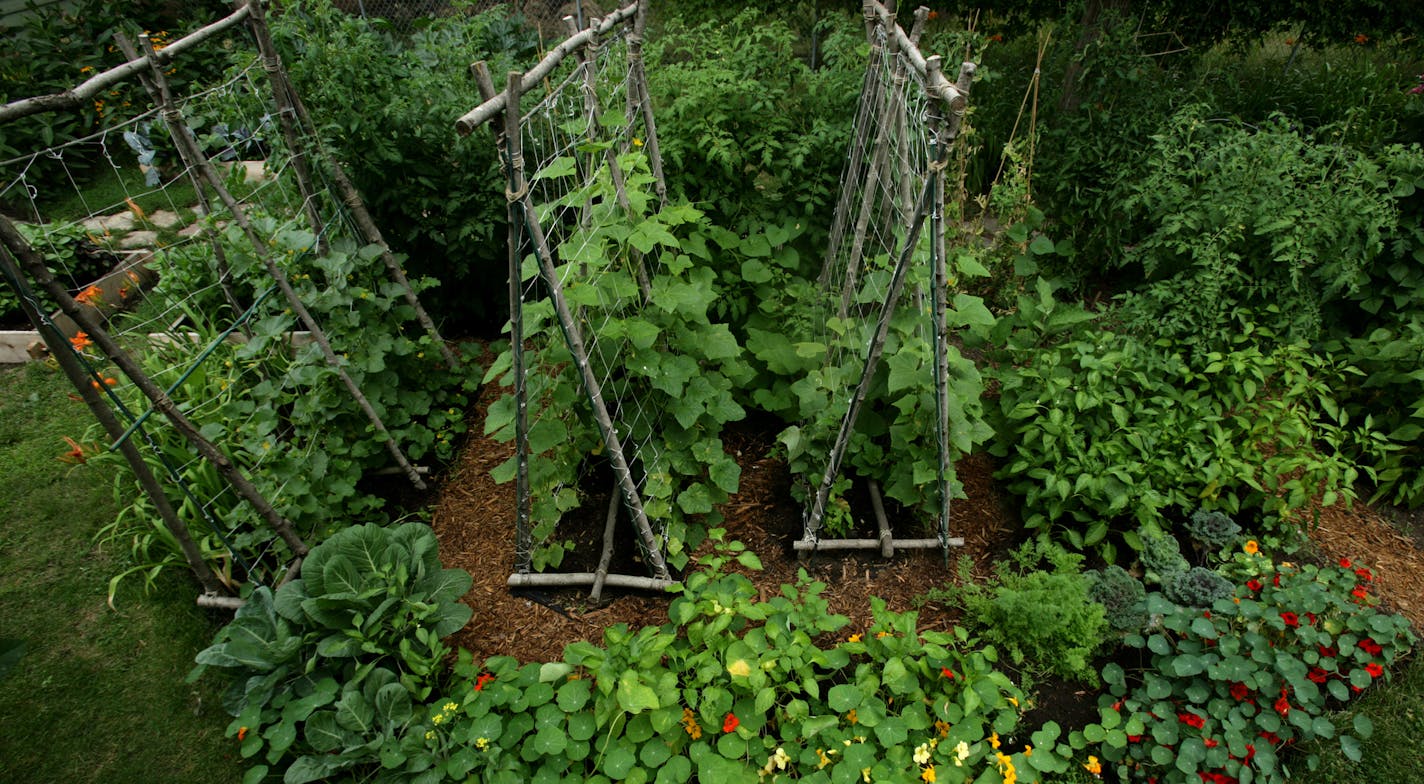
791, 1, 982, 558
0, 0, 466, 603
463, 1, 750, 600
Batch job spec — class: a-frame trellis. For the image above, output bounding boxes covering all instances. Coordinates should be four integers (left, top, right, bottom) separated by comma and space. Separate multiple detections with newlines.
456, 1, 676, 601
0, 0, 456, 602
796, 1, 976, 558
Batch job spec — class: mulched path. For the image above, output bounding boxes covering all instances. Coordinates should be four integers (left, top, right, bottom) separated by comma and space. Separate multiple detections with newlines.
431, 354, 1424, 664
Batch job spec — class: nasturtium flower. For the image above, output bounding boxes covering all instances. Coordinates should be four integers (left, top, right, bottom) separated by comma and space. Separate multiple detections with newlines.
989, 732, 1000, 749
722, 712, 739, 733
1280, 611, 1300, 628
1366, 662, 1384, 678
952, 740, 969, 766
474, 672, 495, 691
848, 633, 862, 643
941, 667, 957, 680
1243, 540, 1260, 555
1083, 755, 1102, 775
921, 765, 936, 782
475, 737, 490, 750
237, 726, 248, 742
914, 743, 933, 765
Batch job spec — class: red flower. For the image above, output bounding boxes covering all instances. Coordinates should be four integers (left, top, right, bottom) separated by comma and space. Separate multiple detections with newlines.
722, 712, 739, 733
474, 673, 495, 691
1246, 579, 1262, 593
1179, 712, 1205, 729
941, 667, 957, 679
1244, 744, 1256, 763
1355, 567, 1373, 582
237, 726, 249, 742
1339, 557, 1352, 568
1366, 662, 1384, 678
1307, 667, 1329, 683
1273, 574, 1281, 587
1318, 644, 1336, 658
1128, 734, 1144, 743
1204, 738, 1218, 748
1280, 612, 1299, 628
1274, 694, 1291, 716
1305, 612, 1317, 626
1259, 731, 1281, 745
1352, 584, 1370, 601
1359, 638, 1383, 656
1229, 682, 1251, 701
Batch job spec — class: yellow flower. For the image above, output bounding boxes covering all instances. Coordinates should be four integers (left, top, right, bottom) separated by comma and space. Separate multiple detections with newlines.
990, 732, 1000, 749
1007, 696, 1019, 707
914, 743, 933, 765
848, 633, 863, 643
952, 740, 969, 766
475, 737, 490, 750
861, 768, 872, 783
424, 730, 436, 741
681, 707, 702, 740
442, 701, 459, 713
728, 659, 752, 678
995, 751, 1017, 784
876, 631, 892, 639
846, 709, 858, 725
1243, 540, 1260, 555
1023, 745, 1032, 757
816, 748, 836, 769
1084, 755, 1102, 775
921, 765, 936, 783
633, 137, 644, 147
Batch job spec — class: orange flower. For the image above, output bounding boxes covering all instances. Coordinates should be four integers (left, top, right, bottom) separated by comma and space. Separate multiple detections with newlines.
722, 712, 739, 733
237, 726, 248, 741
927, 10, 938, 20
58, 436, 88, 464
474, 673, 495, 691
1354, 33, 1368, 45
70, 331, 93, 351
1284, 37, 1296, 46
1243, 540, 1259, 555
76, 285, 103, 305
681, 707, 702, 739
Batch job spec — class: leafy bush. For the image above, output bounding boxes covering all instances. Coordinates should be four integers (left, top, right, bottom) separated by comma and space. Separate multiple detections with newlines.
189, 522, 472, 784
1080, 556, 1415, 783
990, 326, 1367, 563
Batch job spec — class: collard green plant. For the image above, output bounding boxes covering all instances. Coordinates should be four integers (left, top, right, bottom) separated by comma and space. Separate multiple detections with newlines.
1164, 566, 1235, 608
1088, 566, 1148, 633
1184, 510, 1242, 552
190, 522, 471, 784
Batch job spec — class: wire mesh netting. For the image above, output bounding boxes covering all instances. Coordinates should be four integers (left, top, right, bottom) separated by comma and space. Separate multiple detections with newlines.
794, 10, 976, 554
0, 12, 465, 595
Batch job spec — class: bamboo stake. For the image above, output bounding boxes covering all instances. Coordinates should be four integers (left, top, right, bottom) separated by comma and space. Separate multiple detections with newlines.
0, 214, 309, 558
239, 0, 327, 253
501, 69, 670, 581
0, 244, 230, 596
112, 33, 248, 327
0, 4, 252, 124
472, 61, 533, 573
589, 489, 620, 603
251, 2, 460, 372
134, 37, 427, 492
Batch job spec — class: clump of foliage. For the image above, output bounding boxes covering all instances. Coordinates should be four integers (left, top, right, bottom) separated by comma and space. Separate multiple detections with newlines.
190, 522, 472, 784
1184, 510, 1242, 552
1088, 565, 1148, 632
1164, 566, 1236, 608
989, 325, 1370, 563
929, 540, 1108, 684
1075, 554, 1415, 783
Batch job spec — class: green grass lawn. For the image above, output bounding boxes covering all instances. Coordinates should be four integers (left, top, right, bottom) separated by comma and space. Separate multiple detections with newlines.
0, 361, 243, 784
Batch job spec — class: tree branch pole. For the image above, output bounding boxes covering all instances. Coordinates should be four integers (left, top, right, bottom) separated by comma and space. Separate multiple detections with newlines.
0, 4, 252, 124
0, 245, 230, 597
0, 214, 309, 558
239, 0, 327, 253
252, 1, 460, 372
134, 38, 427, 492
455, 2, 640, 135
508, 572, 676, 591
471, 61, 532, 573
627, 0, 667, 206
927, 77, 954, 556
499, 68, 670, 581
589, 489, 620, 603
112, 33, 248, 326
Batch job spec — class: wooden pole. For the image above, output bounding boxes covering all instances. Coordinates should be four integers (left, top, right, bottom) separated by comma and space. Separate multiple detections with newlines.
0, 4, 252, 124
239, 0, 327, 253
627, 0, 666, 206
589, 488, 620, 603
0, 214, 309, 559
927, 67, 953, 554
508, 572, 677, 591
134, 36, 428, 492
0, 244, 230, 596
472, 61, 533, 573
501, 69, 670, 581
251, 1, 460, 372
